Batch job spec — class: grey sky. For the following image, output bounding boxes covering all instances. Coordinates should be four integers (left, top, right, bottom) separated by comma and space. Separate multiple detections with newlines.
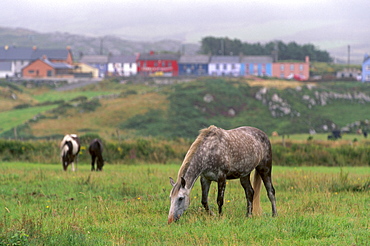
2, 0, 370, 63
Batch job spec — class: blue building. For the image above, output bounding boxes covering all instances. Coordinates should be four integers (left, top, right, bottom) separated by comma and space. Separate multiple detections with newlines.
240, 56, 273, 77
178, 55, 210, 76
362, 54, 370, 82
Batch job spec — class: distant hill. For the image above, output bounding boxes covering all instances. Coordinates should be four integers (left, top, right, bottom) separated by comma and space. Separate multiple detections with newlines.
1, 78, 369, 140
0, 26, 200, 60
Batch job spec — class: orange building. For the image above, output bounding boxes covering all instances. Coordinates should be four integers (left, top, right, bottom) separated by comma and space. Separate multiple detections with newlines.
22, 57, 74, 78
272, 56, 310, 81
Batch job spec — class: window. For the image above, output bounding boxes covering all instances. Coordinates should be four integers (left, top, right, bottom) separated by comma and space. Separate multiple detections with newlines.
47, 70, 53, 77
299, 64, 304, 71
290, 64, 294, 71
223, 64, 227, 70
366, 65, 370, 71
231, 64, 235, 69
216, 64, 219, 70
29, 70, 34, 74
280, 64, 284, 71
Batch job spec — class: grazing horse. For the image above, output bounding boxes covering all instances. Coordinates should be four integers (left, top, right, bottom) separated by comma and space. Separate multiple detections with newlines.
89, 138, 104, 171
60, 134, 80, 171
168, 125, 277, 224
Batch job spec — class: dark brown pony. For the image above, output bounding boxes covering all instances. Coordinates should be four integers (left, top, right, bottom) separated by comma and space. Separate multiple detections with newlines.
168, 125, 277, 223
89, 138, 104, 171
60, 134, 80, 171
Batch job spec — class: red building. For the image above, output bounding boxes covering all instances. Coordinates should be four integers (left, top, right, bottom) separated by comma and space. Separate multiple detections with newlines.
137, 52, 179, 77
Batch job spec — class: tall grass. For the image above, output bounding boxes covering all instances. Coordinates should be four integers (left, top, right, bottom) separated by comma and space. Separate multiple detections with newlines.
0, 163, 369, 245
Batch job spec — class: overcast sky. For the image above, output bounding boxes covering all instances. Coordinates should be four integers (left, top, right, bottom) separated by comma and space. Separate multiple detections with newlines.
2, 0, 370, 63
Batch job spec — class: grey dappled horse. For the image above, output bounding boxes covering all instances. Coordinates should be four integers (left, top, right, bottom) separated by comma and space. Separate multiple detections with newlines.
168, 125, 277, 223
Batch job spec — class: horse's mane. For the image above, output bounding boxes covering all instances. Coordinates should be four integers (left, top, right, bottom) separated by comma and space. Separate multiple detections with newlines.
177, 125, 222, 180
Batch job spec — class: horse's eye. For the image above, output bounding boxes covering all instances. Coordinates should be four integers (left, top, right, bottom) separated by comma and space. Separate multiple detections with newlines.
179, 197, 184, 201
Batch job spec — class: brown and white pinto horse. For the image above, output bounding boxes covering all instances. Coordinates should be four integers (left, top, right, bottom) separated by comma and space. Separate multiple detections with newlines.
60, 134, 80, 171
89, 138, 104, 171
168, 125, 277, 223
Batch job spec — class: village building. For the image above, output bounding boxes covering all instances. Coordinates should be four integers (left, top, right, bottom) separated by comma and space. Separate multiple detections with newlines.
22, 57, 74, 78
361, 54, 370, 82
107, 55, 137, 77
240, 56, 273, 77
178, 55, 210, 76
272, 56, 310, 81
137, 52, 179, 77
208, 56, 241, 77
0, 46, 73, 78
79, 55, 109, 78
336, 68, 361, 80
74, 62, 99, 78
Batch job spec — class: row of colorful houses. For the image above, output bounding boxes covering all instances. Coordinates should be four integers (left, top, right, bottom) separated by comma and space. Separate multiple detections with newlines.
0, 46, 312, 80
87, 52, 311, 80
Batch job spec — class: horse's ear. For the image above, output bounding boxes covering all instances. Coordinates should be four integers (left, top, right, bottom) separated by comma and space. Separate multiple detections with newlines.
181, 177, 186, 188
169, 177, 175, 187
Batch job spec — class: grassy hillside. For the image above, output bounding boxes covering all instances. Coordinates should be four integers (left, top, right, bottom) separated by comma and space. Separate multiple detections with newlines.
1, 78, 369, 141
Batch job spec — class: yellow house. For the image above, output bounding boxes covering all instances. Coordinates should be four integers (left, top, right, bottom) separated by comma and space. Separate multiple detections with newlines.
74, 63, 99, 78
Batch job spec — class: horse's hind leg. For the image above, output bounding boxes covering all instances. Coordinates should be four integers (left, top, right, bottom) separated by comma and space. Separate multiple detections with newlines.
91, 154, 96, 171
217, 175, 226, 215
200, 176, 213, 215
255, 165, 277, 217
240, 174, 254, 217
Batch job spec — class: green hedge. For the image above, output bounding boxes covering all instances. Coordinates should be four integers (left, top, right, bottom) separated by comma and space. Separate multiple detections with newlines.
0, 139, 369, 166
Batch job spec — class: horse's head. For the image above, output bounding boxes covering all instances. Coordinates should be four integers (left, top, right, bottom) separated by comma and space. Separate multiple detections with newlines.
97, 159, 105, 171
168, 177, 190, 224
61, 144, 70, 171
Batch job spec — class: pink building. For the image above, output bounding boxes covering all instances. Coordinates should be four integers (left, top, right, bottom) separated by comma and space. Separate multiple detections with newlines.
272, 56, 310, 81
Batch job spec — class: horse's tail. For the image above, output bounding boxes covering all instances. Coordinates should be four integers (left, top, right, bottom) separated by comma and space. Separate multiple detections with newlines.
252, 170, 263, 216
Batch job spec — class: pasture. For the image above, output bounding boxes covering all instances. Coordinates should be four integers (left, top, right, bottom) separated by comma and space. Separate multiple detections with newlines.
1, 162, 369, 245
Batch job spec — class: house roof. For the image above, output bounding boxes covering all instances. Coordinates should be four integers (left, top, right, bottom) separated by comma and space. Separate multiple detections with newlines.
31, 49, 71, 60
108, 55, 137, 63
0, 46, 72, 61
0, 61, 12, 71
241, 56, 273, 63
43, 59, 74, 69
0, 46, 34, 60
138, 53, 179, 61
80, 55, 109, 63
210, 56, 240, 63
363, 54, 370, 64
179, 55, 210, 64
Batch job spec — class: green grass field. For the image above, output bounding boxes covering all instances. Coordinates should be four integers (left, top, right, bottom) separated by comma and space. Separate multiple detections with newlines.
1, 163, 369, 245
0, 105, 57, 134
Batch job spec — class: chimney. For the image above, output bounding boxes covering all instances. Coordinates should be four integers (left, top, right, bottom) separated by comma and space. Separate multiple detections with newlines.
305, 56, 310, 63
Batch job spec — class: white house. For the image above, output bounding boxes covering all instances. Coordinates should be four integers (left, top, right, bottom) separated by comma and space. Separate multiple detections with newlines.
108, 55, 137, 77
208, 56, 241, 77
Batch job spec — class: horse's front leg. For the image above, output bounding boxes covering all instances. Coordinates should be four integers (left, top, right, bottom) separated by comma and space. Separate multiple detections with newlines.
240, 174, 254, 217
200, 176, 213, 215
91, 155, 96, 171
217, 175, 226, 215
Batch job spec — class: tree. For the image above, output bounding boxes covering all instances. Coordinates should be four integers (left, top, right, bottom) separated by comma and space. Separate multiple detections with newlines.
199, 36, 333, 62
